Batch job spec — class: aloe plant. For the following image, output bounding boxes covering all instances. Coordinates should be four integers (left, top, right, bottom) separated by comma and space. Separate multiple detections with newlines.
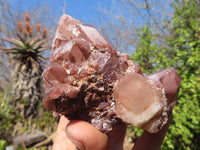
0, 13, 50, 118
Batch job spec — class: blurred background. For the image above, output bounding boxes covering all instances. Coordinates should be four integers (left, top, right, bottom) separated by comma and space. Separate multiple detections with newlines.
0, 0, 199, 149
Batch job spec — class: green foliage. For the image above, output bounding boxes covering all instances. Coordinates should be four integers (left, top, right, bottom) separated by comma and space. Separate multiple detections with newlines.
0, 90, 57, 148
131, 27, 168, 74
0, 90, 11, 117
128, 126, 143, 143
162, 0, 200, 149
130, 0, 200, 149
0, 140, 7, 150
0, 90, 15, 140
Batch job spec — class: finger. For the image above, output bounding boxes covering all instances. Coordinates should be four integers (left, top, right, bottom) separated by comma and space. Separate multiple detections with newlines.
132, 113, 172, 150
66, 120, 109, 150
53, 116, 76, 150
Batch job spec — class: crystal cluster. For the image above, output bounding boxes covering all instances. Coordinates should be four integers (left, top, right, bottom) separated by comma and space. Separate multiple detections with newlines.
42, 15, 181, 133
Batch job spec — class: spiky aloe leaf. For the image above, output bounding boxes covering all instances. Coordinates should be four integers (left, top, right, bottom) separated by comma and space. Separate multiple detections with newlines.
1, 38, 21, 45
38, 54, 45, 60
32, 39, 49, 50
1, 38, 26, 49
16, 34, 26, 44
38, 46, 51, 51
0, 47, 17, 51
1, 32, 50, 63
28, 37, 40, 47
0, 46, 26, 54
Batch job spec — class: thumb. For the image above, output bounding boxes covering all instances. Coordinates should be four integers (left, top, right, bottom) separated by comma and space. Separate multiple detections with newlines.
66, 120, 109, 150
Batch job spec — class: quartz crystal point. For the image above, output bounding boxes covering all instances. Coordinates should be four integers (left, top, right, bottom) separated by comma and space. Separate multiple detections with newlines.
113, 68, 181, 132
42, 15, 181, 133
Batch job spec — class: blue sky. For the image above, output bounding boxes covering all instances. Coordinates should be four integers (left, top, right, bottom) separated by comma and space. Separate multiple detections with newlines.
46, 0, 107, 24
10, 0, 112, 25
8, 0, 172, 29
5, 0, 173, 53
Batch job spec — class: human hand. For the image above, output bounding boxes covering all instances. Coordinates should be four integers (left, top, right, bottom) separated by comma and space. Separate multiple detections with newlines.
52, 113, 172, 150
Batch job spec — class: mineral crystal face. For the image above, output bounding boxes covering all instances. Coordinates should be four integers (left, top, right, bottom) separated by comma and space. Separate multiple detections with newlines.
113, 68, 181, 132
42, 14, 181, 133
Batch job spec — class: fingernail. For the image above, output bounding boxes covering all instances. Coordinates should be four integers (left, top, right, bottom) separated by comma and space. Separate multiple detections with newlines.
66, 124, 86, 150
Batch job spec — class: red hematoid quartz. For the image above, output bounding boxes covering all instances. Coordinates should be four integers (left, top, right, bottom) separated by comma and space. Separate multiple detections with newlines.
42, 15, 181, 133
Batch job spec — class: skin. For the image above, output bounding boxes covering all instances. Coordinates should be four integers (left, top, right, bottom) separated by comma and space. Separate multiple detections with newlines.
53, 113, 172, 150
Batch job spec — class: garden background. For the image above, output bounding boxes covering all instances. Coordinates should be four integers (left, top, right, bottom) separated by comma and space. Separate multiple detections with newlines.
0, 0, 199, 149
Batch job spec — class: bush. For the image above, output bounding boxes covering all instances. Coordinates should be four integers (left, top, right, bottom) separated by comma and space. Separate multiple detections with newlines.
0, 140, 7, 150
0, 90, 57, 148
130, 0, 200, 149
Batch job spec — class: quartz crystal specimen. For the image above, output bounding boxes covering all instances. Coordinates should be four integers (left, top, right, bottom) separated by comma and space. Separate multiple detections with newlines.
42, 15, 181, 133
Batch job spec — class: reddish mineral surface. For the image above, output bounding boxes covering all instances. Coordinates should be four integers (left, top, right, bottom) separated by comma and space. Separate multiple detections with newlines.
42, 15, 181, 133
